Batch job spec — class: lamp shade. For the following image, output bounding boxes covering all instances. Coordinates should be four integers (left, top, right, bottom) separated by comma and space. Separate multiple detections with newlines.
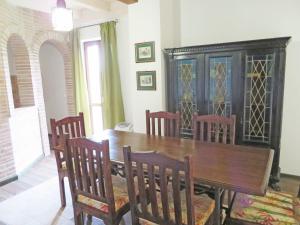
52, 6, 73, 31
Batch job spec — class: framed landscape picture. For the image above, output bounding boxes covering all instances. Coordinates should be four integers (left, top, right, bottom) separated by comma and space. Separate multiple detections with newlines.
136, 71, 156, 91
135, 41, 155, 63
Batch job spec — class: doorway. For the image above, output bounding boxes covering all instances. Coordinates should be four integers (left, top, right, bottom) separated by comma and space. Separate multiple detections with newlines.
83, 40, 103, 134
39, 42, 68, 133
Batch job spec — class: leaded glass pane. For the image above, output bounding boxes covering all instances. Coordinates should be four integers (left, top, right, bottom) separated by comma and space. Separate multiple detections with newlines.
177, 59, 197, 137
208, 57, 232, 117
243, 54, 274, 144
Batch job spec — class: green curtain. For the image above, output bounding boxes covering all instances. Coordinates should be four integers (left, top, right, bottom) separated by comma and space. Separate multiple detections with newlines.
100, 21, 125, 129
72, 28, 92, 136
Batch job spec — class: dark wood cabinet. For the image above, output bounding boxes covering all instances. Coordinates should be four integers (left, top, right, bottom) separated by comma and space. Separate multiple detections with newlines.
164, 37, 290, 188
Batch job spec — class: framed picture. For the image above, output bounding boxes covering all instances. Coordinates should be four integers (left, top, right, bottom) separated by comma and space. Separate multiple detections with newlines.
135, 41, 155, 63
136, 71, 156, 91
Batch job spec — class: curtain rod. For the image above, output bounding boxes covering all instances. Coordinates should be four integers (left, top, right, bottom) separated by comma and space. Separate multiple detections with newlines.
78, 19, 119, 29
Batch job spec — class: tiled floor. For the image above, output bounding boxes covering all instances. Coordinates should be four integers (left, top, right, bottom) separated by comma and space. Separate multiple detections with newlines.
0, 153, 57, 202
0, 152, 299, 225
0, 176, 131, 225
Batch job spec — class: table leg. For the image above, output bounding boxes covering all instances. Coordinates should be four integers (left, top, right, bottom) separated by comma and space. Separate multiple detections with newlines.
214, 187, 221, 225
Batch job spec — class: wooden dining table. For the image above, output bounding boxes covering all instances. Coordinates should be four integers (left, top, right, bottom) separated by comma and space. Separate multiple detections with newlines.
90, 129, 274, 225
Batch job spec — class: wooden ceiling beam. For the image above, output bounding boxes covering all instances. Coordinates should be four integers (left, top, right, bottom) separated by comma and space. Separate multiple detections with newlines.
116, 0, 138, 4
71, 0, 111, 12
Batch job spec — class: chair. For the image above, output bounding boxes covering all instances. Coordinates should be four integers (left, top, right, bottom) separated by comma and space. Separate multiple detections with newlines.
192, 114, 236, 211
226, 186, 300, 225
146, 110, 180, 137
123, 147, 215, 225
50, 112, 86, 207
192, 114, 236, 144
64, 137, 130, 225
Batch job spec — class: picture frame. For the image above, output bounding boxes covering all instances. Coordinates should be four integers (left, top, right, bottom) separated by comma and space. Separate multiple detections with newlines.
136, 71, 156, 91
135, 41, 155, 63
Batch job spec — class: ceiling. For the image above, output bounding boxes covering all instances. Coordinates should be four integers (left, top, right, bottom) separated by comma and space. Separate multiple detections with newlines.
6, 0, 136, 26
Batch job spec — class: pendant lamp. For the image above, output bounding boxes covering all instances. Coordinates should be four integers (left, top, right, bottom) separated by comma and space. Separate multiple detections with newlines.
52, 0, 73, 31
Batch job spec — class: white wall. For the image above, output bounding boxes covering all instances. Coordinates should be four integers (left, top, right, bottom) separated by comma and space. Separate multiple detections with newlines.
281, 42, 300, 176
160, 0, 181, 49
39, 43, 68, 133
116, 15, 133, 124
180, 0, 300, 45
80, 25, 100, 41
128, 0, 164, 133
9, 107, 43, 174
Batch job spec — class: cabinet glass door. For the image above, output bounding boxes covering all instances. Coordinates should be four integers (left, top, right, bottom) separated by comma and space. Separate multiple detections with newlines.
242, 54, 275, 144
208, 56, 233, 117
176, 59, 198, 137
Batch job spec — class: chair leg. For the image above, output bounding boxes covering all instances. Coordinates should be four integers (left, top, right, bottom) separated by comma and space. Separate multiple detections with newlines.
205, 215, 214, 225
130, 211, 139, 225
86, 214, 92, 225
119, 217, 126, 225
74, 210, 83, 225
227, 190, 233, 206
58, 175, 66, 207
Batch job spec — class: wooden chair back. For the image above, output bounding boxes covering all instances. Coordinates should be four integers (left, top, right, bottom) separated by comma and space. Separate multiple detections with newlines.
123, 147, 195, 225
146, 110, 180, 137
50, 112, 86, 147
192, 114, 236, 144
50, 112, 86, 168
64, 137, 117, 218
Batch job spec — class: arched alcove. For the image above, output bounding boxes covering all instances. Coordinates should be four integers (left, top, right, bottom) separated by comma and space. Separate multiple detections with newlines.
7, 34, 34, 108
30, 31, 74, 156
39, 42, 68, 133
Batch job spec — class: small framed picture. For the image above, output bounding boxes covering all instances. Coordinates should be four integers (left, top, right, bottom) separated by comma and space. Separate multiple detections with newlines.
135, 41, 155, 63
136, 71, 156, 91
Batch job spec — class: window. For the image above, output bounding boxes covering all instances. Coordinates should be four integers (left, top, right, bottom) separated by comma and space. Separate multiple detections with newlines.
83, 40, 103, 134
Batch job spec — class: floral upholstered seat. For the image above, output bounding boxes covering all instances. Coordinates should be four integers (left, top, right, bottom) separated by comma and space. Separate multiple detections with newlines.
230, 190, 300, 225
77, 176, 129, 214
139, 191, 215, 225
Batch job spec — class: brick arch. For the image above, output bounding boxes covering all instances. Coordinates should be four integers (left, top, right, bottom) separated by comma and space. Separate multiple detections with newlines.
29, 31, 74, 156
0, 25, 29, 116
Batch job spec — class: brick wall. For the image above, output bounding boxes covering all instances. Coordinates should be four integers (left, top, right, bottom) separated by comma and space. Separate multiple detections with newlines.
0, 1, 75, 182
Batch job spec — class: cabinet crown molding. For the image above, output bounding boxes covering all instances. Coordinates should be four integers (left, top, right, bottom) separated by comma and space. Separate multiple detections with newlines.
164, 37, 291, 56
